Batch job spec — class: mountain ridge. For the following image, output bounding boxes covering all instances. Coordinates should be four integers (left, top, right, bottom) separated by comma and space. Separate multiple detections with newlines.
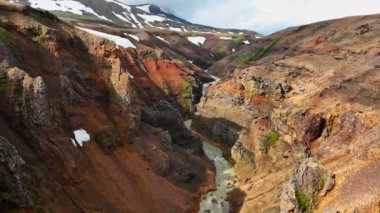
9, 0, 260, 35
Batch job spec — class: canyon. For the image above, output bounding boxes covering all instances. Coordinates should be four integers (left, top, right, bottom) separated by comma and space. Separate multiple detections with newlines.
0, 1, 380, 213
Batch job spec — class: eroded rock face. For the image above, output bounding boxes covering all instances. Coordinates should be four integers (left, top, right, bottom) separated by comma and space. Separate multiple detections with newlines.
280, 158, 335, 212
291, 112, 326, 148
194, 12, 380, 212
231, 140, 255, 168
0, 136, 37, 210
0, 5, 214, 212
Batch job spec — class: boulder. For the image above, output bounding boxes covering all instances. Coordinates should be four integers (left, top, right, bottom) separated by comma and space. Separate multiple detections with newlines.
280, 157, 335, 213
94, 126, 120, 154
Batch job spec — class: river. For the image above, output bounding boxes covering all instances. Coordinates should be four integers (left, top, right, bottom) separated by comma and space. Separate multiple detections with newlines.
198, 140, 239, 213
184, 120, 238, 213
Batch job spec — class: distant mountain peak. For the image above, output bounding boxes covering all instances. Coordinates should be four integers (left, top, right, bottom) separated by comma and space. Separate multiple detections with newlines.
7, 0, 258, 35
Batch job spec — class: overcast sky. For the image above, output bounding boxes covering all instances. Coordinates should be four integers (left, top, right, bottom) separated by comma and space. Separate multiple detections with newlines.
121, 0, 380, 35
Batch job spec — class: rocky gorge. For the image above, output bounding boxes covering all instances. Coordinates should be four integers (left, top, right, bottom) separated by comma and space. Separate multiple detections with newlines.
0, 1, 380, 213
193, 14, 380, 212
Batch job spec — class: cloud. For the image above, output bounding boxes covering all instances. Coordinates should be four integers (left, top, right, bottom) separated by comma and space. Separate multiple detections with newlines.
122, 0, 380, 34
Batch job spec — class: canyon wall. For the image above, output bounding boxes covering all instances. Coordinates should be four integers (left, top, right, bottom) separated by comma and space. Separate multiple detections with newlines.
0, 3, 213, 212
194, 14, 380, 212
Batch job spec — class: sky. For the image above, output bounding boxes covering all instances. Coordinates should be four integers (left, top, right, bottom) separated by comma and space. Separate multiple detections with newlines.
121, 0, 380, 35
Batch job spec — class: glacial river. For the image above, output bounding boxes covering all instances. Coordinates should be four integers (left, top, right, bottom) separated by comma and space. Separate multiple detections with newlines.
184, 121, 238, 213
198, 140, 239, 213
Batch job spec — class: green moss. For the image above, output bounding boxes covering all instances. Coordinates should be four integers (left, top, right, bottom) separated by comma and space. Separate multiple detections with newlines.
179, 81, 193, 111
235, 40, 277, 64
180, 81, 192, 99
183, 99, 192, 111
295, 191, 310, 212
232, 35, 245, 42
318, 177, 326, 191
265, 131, 279, 145
26, 26, 45, 44
235, 55, 254, 64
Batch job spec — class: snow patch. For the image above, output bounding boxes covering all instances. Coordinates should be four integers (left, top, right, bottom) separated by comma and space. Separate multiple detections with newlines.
127, 8, 143, 28
128, 34, 140, 41
168, 26, 183, 32
71, 138, 77, 147
232, 48, 236, 52
28, 0, 112, 22
137, 13, 166, 23
220, 37, 232, 40
77, 27, 136, 49
187, 36, 206, 46
156, 36, 170, 44
243, 40, 250, 44
181, 26, 188, 32
127, 71, 134, 79
73, 129, 90, 147
122, 12, 137, 28
137, 5, 151, 13
113, 12, 132, 23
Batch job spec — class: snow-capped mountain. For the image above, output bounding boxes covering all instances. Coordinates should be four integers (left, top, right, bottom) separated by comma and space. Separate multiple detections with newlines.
9, 0, 256, 34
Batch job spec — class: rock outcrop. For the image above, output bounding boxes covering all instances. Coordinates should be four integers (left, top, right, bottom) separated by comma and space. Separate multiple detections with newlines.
194, 13, 380, 212
280, 158, 335, 212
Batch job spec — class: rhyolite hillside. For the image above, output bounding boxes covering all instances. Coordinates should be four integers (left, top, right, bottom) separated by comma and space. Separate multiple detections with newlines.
1, 1, 380, 213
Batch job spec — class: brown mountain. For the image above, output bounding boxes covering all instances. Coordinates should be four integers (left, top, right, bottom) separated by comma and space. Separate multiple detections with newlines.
1, 1, 380, 213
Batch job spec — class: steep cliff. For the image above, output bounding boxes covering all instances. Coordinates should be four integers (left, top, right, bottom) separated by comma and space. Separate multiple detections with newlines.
0, 2, 215, 212
194, 14, 380, 212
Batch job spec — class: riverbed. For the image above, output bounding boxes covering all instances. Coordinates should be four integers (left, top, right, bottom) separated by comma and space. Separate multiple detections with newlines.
184, 120, 238, 213
198, 140, 239, 213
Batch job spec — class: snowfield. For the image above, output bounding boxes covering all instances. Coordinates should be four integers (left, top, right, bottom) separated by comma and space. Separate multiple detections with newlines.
137, 5, 151, 13
137, 14, 167, 26
77, 27, 136, 49
28, 0, 112, 21
187, 36, 206, 46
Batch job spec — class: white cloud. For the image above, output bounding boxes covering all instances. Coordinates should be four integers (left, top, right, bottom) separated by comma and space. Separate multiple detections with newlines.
122, 0, 380, 34
191, 0, 380, 34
